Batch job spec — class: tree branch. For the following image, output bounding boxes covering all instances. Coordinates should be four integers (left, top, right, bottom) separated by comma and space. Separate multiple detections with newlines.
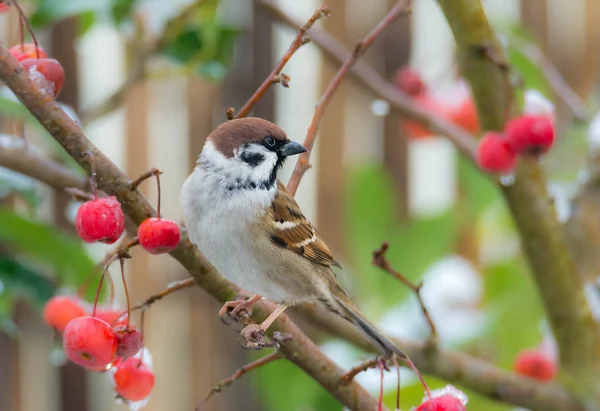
286, 0, 411, 195
256, 0, 479, 161
0, 142, 87, 190
0, 41, 386, 411
299, 304, 584, 411
436, 0, 600, 401
235, 5, 330, 119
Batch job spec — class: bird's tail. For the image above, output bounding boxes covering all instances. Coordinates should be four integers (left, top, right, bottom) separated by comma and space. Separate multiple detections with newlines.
332, 294, 408, 360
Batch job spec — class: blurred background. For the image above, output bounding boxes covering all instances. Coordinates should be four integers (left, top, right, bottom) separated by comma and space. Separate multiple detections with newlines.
0, 0, 599, 410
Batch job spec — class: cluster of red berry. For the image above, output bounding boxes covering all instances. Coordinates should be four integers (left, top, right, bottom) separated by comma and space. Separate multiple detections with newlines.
41, 165, 181, 405
476, 114, 555, 174
9, 43, 65, 98
394, 66, 480, 138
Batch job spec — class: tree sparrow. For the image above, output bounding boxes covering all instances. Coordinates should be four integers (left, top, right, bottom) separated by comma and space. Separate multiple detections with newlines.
180, 117, 406, 358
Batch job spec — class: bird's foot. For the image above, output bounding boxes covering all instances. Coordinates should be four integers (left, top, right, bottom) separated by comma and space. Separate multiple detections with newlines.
218, 294, 261, 325
237, 304, 290, 350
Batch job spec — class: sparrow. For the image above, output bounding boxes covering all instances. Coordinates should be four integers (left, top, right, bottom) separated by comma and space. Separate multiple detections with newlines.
180, 117, 406, 358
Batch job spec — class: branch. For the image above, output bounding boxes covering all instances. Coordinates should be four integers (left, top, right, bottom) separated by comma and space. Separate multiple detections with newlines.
509, 39, 589, 121
437, 0, 600, 400
197, 352, 282, 410
299, 304, 584, 411
286, 0, 411, 195
372, 243, 437, 345
0, 142, 87, 190
79, 1, 207, 124
235, 6, 329, 119
0, 41, 386, 411
130, 278, 196, 313
257, 0, 479, 161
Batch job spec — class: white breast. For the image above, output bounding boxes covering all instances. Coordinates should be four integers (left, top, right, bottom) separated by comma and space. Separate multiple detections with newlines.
180, 152, 293, 302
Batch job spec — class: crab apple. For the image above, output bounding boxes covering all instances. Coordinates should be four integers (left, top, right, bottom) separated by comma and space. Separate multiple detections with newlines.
113, 357, 155, 401
400, 95, 447, 139
514, 350, 556, 381
394, 66, 427, 97
21, 58, 65, 98
448, 97, 480, 134
476, 132, 517, 173
10, 43, 47, 62
96, 308, 128, 327
63, 316, 118, 371
137, 217, 181, 254
114, 325, 143, 359
416, 394, 467, 411
0, 3, 9, 13
505, 115, 555, 155
43, 295, 87, 332
75, 197, 125, 244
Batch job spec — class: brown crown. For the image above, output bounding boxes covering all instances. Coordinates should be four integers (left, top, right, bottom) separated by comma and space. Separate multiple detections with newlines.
207, 117, 288, 158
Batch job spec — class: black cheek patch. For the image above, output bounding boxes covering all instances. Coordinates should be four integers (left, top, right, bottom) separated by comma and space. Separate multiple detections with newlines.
240, 152, 265, 167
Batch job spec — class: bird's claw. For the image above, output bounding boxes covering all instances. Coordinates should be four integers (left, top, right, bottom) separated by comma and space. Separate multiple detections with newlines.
218, 298, 254, 325
237, 327, 292, 350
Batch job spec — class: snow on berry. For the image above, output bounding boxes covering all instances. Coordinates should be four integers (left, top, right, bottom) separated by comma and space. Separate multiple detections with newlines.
10, 43, 47, 62
63, 316, 118, 371
504, 115, 555, 155
514, 349, 556, 381
75, 196, 125, 244
21, 58, 65, 98
43, 295, 87, 332
416, 385, 468, 411
137, 217, 181, 254
476, 132, 517, 173
114, 325, 143, 359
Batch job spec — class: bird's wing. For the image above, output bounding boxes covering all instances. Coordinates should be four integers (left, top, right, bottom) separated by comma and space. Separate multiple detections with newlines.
268, 180, 341, 268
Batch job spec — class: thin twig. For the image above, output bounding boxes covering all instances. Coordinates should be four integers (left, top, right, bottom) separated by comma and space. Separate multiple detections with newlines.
339, 357, 384, 384
129, 167, 163, 191
130, 278, 196, 313
196, 352, 282, 410
257, 0, 479, 162
286, 0, 412, 195
235, 6, 330, 119
373, 243, 437, 345
510, 39, 589, 121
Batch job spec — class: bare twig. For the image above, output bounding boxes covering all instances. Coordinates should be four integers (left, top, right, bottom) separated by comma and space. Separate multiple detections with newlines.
129, 278, 196, 314
258, 0, 479, 162
510, 39, 589, 121
373, 243, 437, 344
196, 352, 282, 410
129, 167, 163, 191
339, 357, 383, 384
287, 0, 411, 195
235, 5, 330, 119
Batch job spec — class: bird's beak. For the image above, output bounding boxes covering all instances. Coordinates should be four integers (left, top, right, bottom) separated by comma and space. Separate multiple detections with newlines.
279, 141, 308, 157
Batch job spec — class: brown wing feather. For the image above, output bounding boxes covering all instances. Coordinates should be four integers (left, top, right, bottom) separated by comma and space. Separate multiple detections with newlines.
270, 181, 341, 268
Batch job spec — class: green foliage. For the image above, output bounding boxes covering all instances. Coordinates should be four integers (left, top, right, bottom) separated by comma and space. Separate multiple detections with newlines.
160, 0, 241, 81
0, 254, 56, 308
0, 208, 99, 302
29, 0, 107, 28
345, 164, 458, 314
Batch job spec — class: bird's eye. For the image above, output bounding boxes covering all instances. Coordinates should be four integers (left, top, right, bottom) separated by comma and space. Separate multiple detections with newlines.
264, 135, 276, 147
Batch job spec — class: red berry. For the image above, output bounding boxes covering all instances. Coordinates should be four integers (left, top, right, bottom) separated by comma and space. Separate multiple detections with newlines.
21, 58, 65, 98
138, 217, 181, 254
476, 132, 517, 173
394, 66, 427, 97
43, 295, 87, 332
0, 3, 10, 13
514, 350, 556, 381
10, 43, 47, 62
505, 115, 555, 155
96, 308, 128, 327
448, 97, 480, 134
400, 94, 446, 139
63, 316, 118, 371
416, 394, 466, 411
114, 325, 143, 359
75, 197, 125, 244
113, 357, 155, 401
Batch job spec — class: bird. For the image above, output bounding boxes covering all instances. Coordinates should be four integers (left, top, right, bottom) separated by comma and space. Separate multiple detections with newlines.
180, 117, 406, 359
